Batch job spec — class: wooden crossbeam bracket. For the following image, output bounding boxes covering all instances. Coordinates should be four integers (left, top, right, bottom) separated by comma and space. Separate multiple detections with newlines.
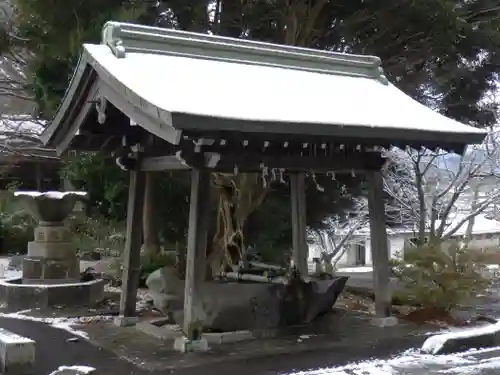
140, 150, 386, 173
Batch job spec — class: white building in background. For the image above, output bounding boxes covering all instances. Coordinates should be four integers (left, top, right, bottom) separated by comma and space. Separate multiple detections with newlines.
308, 214, 500, 267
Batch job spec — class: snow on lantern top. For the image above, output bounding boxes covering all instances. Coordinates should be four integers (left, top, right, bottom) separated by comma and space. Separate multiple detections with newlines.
13, 191, 87, 223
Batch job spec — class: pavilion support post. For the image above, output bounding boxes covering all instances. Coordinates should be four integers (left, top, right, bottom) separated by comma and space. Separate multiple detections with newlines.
290, 172, 308, 275
174, 167, 211, 353
366, 170, 398, 327
35, 163, 42, 191
114, 167, 146, 327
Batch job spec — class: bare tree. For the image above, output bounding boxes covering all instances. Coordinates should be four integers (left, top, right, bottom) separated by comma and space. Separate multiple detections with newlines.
309, 197, 369, 271
383, 131, 500, 246
0, 0, 36, 108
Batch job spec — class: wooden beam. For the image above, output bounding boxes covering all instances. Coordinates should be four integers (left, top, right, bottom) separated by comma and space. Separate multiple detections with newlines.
141, 151, 385, 172
366, 170, 392, 320
55, 83, 99, 155
140, 156, 189, 171
118, 166, 146, 322
210, 153, 384, 172
183, 168, 211, 340
290, 172, 308, 275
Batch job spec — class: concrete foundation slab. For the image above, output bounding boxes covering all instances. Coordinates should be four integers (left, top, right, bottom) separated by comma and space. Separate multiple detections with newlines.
173, 336, 208, 353
203, 330, 254, 344
371, 316, 399, 328
136, 319, 254, 345
135, 320, 181, 340
113, 316, 139, 327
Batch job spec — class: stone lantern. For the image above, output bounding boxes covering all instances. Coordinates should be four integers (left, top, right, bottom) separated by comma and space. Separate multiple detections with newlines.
14, 191, 87, 284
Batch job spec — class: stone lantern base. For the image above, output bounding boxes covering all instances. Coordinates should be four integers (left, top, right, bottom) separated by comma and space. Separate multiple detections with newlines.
22, 223, 79, 284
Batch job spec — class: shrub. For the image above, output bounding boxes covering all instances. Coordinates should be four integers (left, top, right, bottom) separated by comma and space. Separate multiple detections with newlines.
392, 241, 490, 311
67, 215, 125, 258
111, 250, 177, 286
0, 191, 36, 254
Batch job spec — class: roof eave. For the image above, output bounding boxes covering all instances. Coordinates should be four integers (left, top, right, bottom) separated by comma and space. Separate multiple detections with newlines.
40, 52, 96, 150
171, 113, 487, 152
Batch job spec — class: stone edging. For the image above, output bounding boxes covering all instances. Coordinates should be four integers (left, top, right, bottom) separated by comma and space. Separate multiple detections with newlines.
0, 277, 106, 309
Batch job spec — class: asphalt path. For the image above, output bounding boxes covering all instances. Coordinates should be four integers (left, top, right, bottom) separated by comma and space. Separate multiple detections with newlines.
0, 316, 421, 375
4, 316, 500, 375
0, 317, 147, 375
174, 335, 422, 375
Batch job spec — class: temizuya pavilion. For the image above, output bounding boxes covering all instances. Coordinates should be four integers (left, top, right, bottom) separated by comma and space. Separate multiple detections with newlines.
41, 22, 486, 347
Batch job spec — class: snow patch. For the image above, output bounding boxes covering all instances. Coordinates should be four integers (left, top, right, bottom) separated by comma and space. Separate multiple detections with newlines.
0, 264, 22, 279
13, 191, 87, 199
289, 347, 500, 375
337, 266, 373, 273
0, 310, 113, 339
0, 115, 45, 137
49, 365, 96, 375
422, 322, 500, 355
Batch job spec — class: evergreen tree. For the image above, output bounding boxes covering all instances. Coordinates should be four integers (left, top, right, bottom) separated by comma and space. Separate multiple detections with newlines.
1, 0, 498, 267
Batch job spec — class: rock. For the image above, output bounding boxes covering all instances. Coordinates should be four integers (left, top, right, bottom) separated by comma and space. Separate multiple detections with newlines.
304, 277, 349, 323
8, 255, 24, 270
148, 267, 348, 332
151, 292, 183, 314
173, 282, 283, 332
79, 251, 102, 261
146, 266, 184, 294
421, 322, 500, 355
79, 258, 117, 277
146, 267, 185, 314
174, 279, 348, 332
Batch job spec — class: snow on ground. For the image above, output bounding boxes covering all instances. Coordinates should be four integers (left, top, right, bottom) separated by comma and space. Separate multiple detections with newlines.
49, 365, 96, 375
290, 347, 500, 375
0, 267, 22, 279
0, 309, 114, 339
336, 266, 373, 273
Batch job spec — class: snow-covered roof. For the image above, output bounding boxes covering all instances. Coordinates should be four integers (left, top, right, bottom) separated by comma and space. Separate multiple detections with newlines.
346, 214, 500, 238
421, 147, 500, 181
42, 22, 486, 152
435, 215, 500, 236
0, 115, 45, 139
0, 115, 57, 160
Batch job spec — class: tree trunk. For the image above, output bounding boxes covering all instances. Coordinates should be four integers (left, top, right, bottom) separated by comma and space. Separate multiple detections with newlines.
208, 173, 269, 277
143, 172, 160, 256
205, 0, 331, 278
415, 164, 427, 244
465, 188, 480, 242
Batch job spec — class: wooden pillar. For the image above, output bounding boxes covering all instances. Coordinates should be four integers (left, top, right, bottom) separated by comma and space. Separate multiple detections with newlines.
366, 170, 394, 323
116, 167, 146, 325
183, 168, 211, 340
290, 172, 308, 275
34, 163, 42, 191
143, 172, 159, 254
